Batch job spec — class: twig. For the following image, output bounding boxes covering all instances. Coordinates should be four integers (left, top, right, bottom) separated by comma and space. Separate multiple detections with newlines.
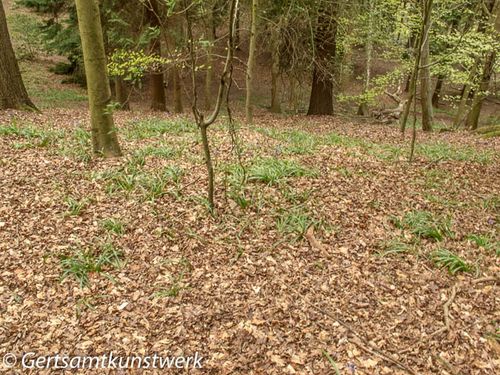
431, 284, 457, 337
304, 226, 330, 258
434, 354, 459, 375
472, 276, 499, 284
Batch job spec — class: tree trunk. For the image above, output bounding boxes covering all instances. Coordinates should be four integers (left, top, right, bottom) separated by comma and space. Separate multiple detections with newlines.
357, 0, 374, 116
114, 77, 130, 110
307, 2, 338, 116
147, 0, 166, 111
0, 1, 36, 110
245, 0, 259, 123
75, 0, 121, 157
465, 0, 499, 130
420, 0, 433, 132
431, 75, 444, 108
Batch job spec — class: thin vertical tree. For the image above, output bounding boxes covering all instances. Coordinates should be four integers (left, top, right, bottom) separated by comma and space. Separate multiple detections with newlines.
357, 0, 374, 116
419, 0, 434, 132
75, 0, 122, 157
0, 0, 36, 110
245, 0, 259, 124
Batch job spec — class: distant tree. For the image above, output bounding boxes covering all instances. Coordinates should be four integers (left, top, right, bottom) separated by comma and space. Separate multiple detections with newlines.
75, 0, 121, 156
0, 0, 36, 110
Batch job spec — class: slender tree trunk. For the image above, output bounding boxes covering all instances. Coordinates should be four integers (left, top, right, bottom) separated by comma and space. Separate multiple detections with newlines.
114, 77, 130, 110
431, 75, 444, 108
465, 0, 499, 130
245, 0, 259, 123
270, 47, 281, 113
172, 67, 183, 113
147, 0, 167, 111
0, 1, 36, 110
205, 14, 215, 110
453, 61, 478, 128
420, 0, 433, 132
307, 2, 338, 116
75, 0, 121, 157
401, 0, 433, 133
358, 0, 374, 116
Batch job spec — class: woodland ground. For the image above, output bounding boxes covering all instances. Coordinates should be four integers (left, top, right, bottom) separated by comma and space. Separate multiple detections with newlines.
0, 56, 499, 374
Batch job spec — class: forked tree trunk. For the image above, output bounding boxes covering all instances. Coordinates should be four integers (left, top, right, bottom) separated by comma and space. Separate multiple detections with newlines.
307, 2, 338, 116
0, 1, 36, 110
420, 0, 433, 132
245, 0, 259, 123
147, 0, 167, 111
75, 0, 121, 157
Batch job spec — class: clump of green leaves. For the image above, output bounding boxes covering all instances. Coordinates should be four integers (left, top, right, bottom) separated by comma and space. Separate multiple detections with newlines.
108, 50, 171, 83
60, 242, 124, 287
431, 249, 472, 275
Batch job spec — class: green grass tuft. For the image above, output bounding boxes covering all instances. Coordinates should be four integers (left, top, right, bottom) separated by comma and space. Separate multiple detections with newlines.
248, 158, 316, 185
401, 210, 453, 241
431, 249, 472, 275
59, 242, 124, 287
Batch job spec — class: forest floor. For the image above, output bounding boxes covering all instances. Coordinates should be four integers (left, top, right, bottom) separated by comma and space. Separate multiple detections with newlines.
1, 91, 499, 375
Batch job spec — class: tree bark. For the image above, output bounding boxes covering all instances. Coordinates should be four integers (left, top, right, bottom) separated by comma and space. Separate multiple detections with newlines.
0, 0, 36, 110
420, 0, 433, 132
75, 0, 121, 157
147, 0, 167, 111
245, 0, 259, 124
307, 2, 339, 116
